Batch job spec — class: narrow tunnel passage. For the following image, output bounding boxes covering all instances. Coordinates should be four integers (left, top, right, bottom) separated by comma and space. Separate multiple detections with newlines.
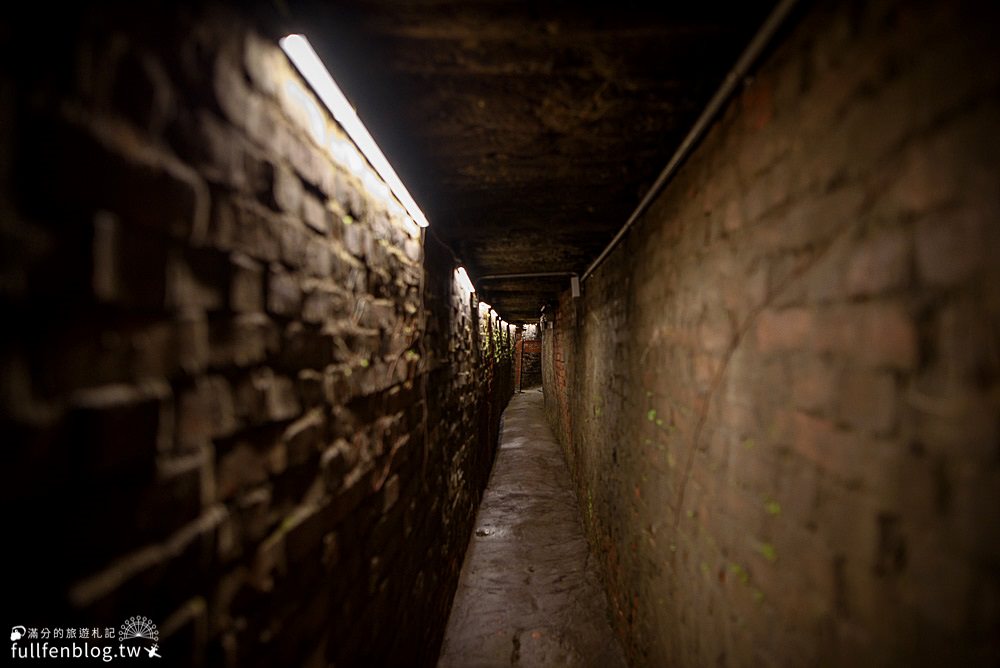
439, 388, 627, 667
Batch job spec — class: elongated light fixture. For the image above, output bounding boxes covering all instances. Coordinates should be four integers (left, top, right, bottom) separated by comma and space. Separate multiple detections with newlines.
280, 34, 429, 228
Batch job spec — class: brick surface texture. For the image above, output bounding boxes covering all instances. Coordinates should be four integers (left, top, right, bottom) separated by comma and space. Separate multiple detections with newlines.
543, 1, 1000, 665
514, 326, 542, 390
521, 339, 542, 388
1, 6, 512, 666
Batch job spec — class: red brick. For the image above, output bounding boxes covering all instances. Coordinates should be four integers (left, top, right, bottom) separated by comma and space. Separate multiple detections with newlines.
889, 143, 957, 215
243, 31, 282, 98
692, 353, 722, 391
279, 218, 310, 268
265, 374, 301, 422
176, 313, 210, 375
698, 310, 732, 354
282, 130, 328, 190
234, 368, 301, 424
781, 410, 868, 486
267, 264, 302, 318
931, 296, 997, 386
836, 369, 897, 435
226, 198, 282, 262
915, 209, 987, 287
230, 253, 263, 313
755, 307, 815, 353
304, 238, 333, 279
301, 192, 329, 235
912, 390, 999, 462
177, 110, 247, 189
814, 303, 917, 370
301, 283, 334, 323
213, 50, 252, 130
791, 358, 838, 414
167, 249, 228, 313
272, 163, 303, 214
844, 227, 910, 297
234, 313, 278, 366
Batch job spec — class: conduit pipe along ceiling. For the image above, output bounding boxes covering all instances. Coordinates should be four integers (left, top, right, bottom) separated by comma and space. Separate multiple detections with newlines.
279, 34, 430, 229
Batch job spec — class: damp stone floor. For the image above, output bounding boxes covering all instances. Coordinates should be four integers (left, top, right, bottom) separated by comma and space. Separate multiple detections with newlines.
438, 388, 628, 668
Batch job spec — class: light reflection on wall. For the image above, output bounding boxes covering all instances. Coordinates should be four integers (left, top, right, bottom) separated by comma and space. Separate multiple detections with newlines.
282, 78, 326, 144
278, 34, 426, 236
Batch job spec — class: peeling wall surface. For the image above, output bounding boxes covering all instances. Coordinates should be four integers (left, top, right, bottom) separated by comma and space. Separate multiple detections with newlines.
1, 6, 511, 665
543, 0, 1000, 665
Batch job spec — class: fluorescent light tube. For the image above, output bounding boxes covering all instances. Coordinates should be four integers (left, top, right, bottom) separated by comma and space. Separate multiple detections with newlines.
455, 266, 475, 295
280, 34, 429, 228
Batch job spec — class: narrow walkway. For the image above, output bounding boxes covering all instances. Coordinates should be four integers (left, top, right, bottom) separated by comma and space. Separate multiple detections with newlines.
438, 388, 628, 667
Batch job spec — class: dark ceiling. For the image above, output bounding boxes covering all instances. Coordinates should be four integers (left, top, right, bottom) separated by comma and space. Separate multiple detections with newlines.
284, 1, 777, 321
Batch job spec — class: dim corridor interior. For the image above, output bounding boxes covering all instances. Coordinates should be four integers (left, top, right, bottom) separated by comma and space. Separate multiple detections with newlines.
438, 387, 627, 668
2, 0, 999, 665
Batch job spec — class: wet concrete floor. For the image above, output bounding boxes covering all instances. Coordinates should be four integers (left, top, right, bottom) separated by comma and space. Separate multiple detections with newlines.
438, 388, 628, 667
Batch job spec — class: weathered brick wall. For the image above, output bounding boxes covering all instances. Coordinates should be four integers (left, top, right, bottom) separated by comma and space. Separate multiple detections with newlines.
544, 0, 1000, 665
543, 303, 576, 459
521, 340, 542, 388
1, 5, 510, 666
514, 327, 523, 389
513, 326, 541, 389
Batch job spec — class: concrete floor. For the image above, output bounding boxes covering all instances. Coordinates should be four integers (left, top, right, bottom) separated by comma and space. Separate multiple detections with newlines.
438, 388, 628, 667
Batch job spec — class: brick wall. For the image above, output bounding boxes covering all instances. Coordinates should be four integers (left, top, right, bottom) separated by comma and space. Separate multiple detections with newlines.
521, 340, 542, 388
0, 5, 511, 666
513, 326, 541, 390
514, 327, 523, 390
544, 0, 1000, 665
543, 303, 576, 462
